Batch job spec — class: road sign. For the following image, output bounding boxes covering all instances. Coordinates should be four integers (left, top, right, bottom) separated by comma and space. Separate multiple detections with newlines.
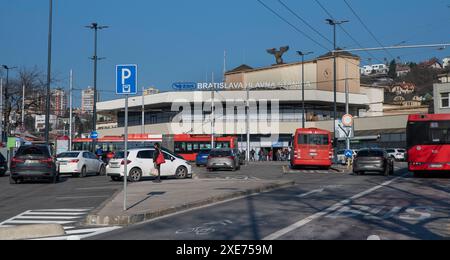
90, 131, 99, 139
116, 65, 138, 95
345, 150, 353, 158
342, 114, 354, 127
335, 120, 354, 139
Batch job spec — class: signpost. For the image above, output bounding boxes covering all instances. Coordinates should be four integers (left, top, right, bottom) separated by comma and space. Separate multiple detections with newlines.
116, 64, 138, 211
90, 131, 99, 139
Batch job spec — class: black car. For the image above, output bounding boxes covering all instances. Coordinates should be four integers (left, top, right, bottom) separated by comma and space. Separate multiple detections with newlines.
353, 149, 394, 176
10, 145, 59, 184
0, 153, 7, 177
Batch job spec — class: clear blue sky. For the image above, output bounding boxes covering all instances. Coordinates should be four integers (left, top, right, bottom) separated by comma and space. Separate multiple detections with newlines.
1, 0, 450, 103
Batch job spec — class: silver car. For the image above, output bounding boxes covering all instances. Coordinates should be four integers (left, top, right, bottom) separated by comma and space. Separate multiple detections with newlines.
207, 149, 241, 172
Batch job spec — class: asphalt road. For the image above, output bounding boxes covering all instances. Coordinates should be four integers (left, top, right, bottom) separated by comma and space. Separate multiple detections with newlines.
91, 162, 450, 240
0, 174, 122, 228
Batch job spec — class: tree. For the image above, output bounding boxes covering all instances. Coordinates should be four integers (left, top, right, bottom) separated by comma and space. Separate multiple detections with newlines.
388, 59, 397, 80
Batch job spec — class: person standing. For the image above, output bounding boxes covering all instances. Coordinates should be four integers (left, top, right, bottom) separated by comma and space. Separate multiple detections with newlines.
152, 143, 165, 183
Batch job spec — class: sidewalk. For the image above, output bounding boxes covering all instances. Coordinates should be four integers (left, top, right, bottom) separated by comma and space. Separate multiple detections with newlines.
86, 178, 294, 226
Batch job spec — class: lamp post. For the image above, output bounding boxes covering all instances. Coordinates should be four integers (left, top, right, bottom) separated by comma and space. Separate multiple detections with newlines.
1, 65, 18, 141
326, 19, 348, 143
45, 0, 53, 145
296, 51, 313, 129
86, 22, 108, 151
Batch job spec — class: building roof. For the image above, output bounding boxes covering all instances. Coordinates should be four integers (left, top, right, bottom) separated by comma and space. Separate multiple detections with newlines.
226, 64, 254, 74
317, 49, 360, 59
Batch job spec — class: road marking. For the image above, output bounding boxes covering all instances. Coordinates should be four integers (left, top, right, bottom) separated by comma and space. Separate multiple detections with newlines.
56, 196, 110, 200
368, 235, 381, 240
263, 176, 403, 240
297, 189, 325, 198
76, 187, 118, 191
0, 208, 122, 240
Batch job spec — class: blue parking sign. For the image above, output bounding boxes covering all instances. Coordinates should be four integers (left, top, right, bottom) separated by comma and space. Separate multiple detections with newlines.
116, 65, 137, 95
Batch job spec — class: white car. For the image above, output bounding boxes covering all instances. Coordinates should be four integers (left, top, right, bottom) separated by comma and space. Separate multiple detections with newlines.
106, 148, 193, 182
56, 151, 106, 178
386, 148, 406, 161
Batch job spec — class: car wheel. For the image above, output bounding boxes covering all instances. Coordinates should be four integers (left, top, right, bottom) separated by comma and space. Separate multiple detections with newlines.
175, 166, 188, 179
80, 166, 87, 178
98, 165, 106, 176
128, 168, 142, 182
384, 166, 390, 176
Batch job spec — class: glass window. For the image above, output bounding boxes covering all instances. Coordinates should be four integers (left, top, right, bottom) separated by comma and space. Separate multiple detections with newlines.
442, 93, 449, 108
357, 150, 385, 157
137, 150, 154, 159
58, 152, 80, 158
298, 134, 329, 145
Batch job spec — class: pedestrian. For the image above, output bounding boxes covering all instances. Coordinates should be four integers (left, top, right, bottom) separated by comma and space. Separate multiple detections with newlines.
251, 149, 256, 161
95, 146, 104, 160
268, 149, 273, 161
152, 143, 165, 183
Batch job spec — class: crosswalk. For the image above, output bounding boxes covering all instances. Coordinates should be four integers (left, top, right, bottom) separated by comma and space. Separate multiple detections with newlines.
0, 209, 120, 240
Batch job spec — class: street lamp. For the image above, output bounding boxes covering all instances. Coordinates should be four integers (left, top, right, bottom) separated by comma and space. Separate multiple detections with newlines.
296, 51, 313, 129
45, 0, 53, 145
86, 22, 108, 151
1, 65, 18, 142
326, 19, 349, 144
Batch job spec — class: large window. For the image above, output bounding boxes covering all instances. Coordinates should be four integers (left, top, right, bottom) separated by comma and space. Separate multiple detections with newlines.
298, 134, 329, 145
442, 93, 449, 108
407, 121, 450, 148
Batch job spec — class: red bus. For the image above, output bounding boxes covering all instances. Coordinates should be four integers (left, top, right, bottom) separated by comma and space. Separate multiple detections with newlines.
407, 114, 450, 174
291, 128, 333, 169
72, 134, 163, 153
173, 135, 238, 161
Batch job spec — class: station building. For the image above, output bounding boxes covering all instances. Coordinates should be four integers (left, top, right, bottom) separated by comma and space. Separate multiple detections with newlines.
97, 52, 410, 151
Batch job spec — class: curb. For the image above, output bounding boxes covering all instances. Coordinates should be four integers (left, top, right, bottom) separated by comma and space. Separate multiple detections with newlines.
0, 224, 65, 240
85, 181, 295, 226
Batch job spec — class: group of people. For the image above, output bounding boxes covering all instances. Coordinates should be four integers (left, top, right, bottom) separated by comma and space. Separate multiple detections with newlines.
249, 148, 291, 162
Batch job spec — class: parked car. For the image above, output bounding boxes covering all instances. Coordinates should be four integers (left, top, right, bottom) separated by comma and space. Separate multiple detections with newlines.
386, 148, 406, 161
106, 148, 192, 182
196, 149, 211, 167
0, 153, 7, 177
353, 149, 394, 176
10, 145, 59, 184
56, 151, 106, 178
207, 148, 241, 172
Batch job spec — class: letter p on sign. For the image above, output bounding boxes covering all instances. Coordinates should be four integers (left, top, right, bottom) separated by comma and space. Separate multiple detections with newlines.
116, 65, 138, 95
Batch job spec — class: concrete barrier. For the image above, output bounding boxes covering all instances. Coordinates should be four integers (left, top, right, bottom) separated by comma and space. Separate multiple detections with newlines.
0, 224, 65, 240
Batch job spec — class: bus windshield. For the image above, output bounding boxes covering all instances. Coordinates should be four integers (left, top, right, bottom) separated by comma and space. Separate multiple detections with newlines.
298, 134, 329, 146
407, 121, 450, 148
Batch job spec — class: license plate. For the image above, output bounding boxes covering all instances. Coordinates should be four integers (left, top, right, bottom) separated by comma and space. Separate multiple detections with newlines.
110, 164, 120, 168
430, 164, 443, 168
59, 162, 68, 166
25, 160, 39, 164
310, 153, 318, 156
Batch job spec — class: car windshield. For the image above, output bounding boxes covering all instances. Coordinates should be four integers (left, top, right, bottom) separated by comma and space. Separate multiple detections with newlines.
358, 150, 385, 157
337, 151, 345, 155
298, 134, 329, 145
210, 150, 232, 157
57, 152, 80, 158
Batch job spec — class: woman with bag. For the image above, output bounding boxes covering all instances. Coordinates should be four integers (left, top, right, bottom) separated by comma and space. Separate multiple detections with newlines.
152, 143, 165, 183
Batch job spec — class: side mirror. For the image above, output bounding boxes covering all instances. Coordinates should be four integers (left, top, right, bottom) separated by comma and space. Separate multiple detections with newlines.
171, 157, 175, 162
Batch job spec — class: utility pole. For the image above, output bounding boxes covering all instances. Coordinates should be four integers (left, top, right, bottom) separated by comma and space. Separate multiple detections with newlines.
326, 19, 348, 144
141, 86, 145, 134
21, 84, 25, 132
86, 22, 108, 151
246, 84, 250, 163
45, 0, 53, 145
1, 65, 17, 141
69, 70, 73, 150
297, 51, 313, 129
211, 72, 215, 149
0, 78, 3, 143
345, 63, 350, 152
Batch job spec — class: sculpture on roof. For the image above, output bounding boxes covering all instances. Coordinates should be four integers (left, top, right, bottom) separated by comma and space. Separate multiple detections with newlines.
267, 46, 290, 65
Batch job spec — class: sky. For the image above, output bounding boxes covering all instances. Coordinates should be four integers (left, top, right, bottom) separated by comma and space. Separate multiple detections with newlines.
1, 0, 450, 104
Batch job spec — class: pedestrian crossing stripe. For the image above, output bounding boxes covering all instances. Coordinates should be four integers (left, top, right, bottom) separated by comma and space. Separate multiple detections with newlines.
0, 209, 120, 240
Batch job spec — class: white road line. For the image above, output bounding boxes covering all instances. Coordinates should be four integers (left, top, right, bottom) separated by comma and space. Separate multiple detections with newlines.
13, 216, 82, 220
263, 176, 403, 240
297, 189, 324, 198
56, 196, 110, 200
29, 209, 92, 212
24, 212, 86, 216
5, 220, 77, 225
33, 227, 122, 240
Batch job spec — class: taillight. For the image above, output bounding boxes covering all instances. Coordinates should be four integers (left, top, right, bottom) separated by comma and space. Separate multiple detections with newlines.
229, 156, 235, 160
121, 160, 132, 165
70, 159, 80, 163
40, 158, 54, 167
11, 158, 24, 167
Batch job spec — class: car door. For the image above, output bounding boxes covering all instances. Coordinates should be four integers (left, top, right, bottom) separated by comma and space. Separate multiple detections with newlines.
135, 150, 154, 177
160, 151, 177, 176
89, 152, 102, 173
81, 152, 92, 173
